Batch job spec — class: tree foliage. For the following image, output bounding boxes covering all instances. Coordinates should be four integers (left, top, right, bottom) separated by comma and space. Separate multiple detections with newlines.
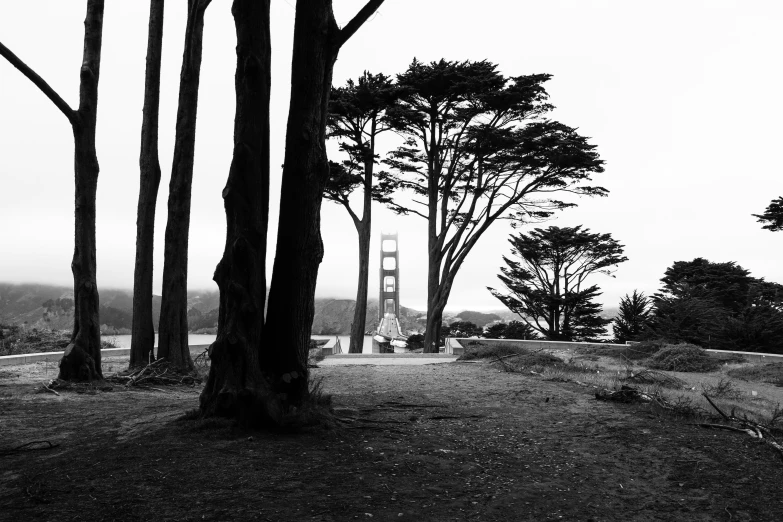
489, 226, 626, 341
446, 321, 482, 338
612, 290, 652, 343
484, 320, 537, 340
650, 258, 783, 353
382, 59, 607, 351
753, 196, 783, 232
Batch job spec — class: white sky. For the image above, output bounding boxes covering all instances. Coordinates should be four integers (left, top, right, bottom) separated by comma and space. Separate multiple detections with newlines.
1, 0, 781, 312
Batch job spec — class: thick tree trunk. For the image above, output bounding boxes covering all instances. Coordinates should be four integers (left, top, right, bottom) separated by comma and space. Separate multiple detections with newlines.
199, 0, 280, 427
157, 0, 211, 372
129, 0, 165, 369
423, 240, 441, 353
263, 0, 341, 405
58, 0, 105, 381
424, 299, 446, 352
348, 220, 371, 353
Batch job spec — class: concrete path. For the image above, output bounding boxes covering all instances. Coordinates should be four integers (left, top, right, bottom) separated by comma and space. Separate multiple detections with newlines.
318, 354, 458, 366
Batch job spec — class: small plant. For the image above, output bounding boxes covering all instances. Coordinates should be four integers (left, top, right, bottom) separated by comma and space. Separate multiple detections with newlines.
701, 378, 744, 400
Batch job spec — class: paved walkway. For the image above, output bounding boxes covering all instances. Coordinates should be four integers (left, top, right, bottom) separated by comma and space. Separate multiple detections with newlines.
318, 354, 458, 366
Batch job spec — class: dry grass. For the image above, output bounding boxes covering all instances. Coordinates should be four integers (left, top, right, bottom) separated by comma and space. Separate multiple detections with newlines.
464, 340, 783, 428
728, 362, 783, 385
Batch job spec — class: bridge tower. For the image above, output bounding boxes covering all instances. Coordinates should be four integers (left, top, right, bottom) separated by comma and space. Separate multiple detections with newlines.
373, 232, 406, 352
379, 232, 400, 322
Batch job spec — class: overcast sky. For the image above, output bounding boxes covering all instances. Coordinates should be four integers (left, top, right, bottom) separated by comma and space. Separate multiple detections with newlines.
1, 0, 781, 312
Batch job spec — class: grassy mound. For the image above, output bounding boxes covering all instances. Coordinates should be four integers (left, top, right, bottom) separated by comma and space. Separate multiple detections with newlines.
728, 362, 783, 385
581, 340, 665, 361
646, 344, 721, 373
457, 342, 529, 361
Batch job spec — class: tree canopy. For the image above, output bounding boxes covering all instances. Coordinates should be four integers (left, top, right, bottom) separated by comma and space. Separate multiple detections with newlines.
490, 226, 625, 341
484, 320, 538, 340
650, 258, 783, 353
382, 59, 607, 351
753, 197, 783, 232
612, 290, 652, 343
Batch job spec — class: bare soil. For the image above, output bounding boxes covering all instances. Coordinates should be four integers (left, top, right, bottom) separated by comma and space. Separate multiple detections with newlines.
1, 360, 782, 521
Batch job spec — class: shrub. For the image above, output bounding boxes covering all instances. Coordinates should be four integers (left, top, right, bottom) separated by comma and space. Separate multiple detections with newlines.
646, 344, 721, 373
581, 339, 664, 362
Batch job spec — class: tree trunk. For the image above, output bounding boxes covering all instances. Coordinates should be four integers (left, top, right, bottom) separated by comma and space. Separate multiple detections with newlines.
348, 220, 371, 353
199, 0, 280, 427
157, 0, 211, 372
130, 0, 164, 369
263, 0, 341, 406
58, 0, 105, 381
423, 243, 442, 353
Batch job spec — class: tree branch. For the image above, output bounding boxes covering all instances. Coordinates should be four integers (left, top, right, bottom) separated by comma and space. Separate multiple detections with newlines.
0, 40, 77, 125
337, 0, 385, 48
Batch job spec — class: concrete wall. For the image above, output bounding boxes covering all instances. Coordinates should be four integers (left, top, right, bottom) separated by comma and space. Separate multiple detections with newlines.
0, 344, 211, 368
319, 337, 342, 356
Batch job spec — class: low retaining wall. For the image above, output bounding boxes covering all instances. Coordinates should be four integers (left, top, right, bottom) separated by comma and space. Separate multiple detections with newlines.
445, 338, 628, 355
320, 337, 342, 356
0, 344, 212, 368
443, 337, 783, 363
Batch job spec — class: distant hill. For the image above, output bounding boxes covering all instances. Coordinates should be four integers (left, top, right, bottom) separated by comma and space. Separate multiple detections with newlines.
0, 283, 207, 334
454, 310, 502, 328
1, 283, 615, 336
311, 299, 425, 335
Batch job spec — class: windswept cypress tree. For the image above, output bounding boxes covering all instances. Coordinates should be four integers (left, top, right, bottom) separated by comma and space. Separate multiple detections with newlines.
324, 72, 399, 353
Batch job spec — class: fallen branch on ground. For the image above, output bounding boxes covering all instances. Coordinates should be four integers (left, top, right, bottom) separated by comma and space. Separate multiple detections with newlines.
596, 385, 703, 417
41, 381, 60, 396
107, 359, 202, 388
0, 440, 60, 457
623, 369, 686, 389
700, 393, 783, 462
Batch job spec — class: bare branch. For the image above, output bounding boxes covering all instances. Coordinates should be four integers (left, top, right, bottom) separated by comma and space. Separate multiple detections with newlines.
337, 0, 385, 48
0, 40, 77, 125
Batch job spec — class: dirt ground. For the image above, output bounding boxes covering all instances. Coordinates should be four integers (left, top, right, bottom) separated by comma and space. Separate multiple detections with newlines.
1, 360, 782, 521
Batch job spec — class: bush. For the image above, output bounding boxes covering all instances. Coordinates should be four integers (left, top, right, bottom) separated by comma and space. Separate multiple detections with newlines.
0, 327, 71, 356
620, 340, 668, 360
457, 342, 528, 361
646, 344, 721, 373
581, 339, 665, 362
